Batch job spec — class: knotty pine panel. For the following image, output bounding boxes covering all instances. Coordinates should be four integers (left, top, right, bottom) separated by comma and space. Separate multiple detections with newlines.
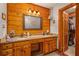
7, 3, 50, 35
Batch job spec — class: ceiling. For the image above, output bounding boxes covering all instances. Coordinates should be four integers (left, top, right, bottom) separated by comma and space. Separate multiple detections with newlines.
34, 3, 68, 9
34, 3, 55, 9
34, 3, 75, 13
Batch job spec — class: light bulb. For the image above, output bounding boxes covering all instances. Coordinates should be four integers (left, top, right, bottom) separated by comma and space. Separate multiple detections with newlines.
33, 11, 36, 16
37, 12, 40, 15
29, 10, 32, 13
28, 8, 32, 15
36, 11, 40, 16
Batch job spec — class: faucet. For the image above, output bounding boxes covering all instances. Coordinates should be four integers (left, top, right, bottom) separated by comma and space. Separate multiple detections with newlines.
27, 32, 30, 36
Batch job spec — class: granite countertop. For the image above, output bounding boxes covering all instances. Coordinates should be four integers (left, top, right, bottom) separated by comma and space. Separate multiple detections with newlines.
0, 34, 58, 44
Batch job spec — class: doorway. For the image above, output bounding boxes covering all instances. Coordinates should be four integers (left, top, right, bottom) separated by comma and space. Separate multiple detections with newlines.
63, 9, 76, 56
58, 3, 76, 56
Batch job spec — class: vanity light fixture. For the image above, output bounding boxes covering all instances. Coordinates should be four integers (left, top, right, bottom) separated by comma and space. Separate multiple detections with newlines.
28, 8, 32, 15
32, 10, 36, 16
36, 11, 40, 16
27, 8, 40, 16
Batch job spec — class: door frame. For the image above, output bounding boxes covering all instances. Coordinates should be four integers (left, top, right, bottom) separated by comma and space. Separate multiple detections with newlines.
63, 12, 69, 52
58, 3, 76, 55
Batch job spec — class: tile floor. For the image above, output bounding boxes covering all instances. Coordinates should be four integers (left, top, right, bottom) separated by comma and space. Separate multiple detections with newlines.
35, 52, 60, 56
45, 52, 60, 56
35, 46, 75, 56
64, 46, 75, 56
45, 46, 75, 56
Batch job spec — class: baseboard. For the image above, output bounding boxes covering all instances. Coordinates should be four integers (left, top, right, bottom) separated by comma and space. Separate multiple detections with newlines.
56, 49, 68, 56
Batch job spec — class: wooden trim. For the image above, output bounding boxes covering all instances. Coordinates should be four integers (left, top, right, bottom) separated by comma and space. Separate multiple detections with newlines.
76, 3, 79, 56
69, 12, 76, 17
59, 3, 76, 11
7, 4, 8, 34
43, 49, 57, 56
23, 14, 42, 30
31, 3, 50, 10
58, 3, 76, 55
58, 10, 63, 53
63, 53, 69, 56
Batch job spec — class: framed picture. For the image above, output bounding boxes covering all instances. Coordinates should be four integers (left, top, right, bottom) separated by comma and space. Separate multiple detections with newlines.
2, 13, 6, 20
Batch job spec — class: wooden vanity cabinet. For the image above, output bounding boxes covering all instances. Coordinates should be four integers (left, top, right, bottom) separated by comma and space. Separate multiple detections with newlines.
43, 37, 57, 54
49, 39, 57, 52
0, 43, 13, 56
0, 41, 31, 56
22, 44, 31, 56
43, 41, 49, 54
13, 41, 31, 56
0, 36, 57, 56
13, 45, 31, 56
13, 47, 22, 56
1, 49, 13, 56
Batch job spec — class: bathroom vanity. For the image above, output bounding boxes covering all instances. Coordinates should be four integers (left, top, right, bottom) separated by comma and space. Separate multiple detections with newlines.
0, 35, 57, 56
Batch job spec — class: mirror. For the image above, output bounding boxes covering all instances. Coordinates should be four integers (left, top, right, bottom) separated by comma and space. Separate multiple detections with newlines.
23, 15, 42, 30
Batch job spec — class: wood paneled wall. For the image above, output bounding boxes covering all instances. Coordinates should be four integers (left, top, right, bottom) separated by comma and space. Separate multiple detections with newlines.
7, 3, 50, 35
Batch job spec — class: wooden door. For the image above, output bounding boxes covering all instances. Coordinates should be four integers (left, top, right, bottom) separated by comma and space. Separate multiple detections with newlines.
22, 45, 31, 56
76, 4, 79, 56
43, 41, 49, 54
63, 12, 69, 52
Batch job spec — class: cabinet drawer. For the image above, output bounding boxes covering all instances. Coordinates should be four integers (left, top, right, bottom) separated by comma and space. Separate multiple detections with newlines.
31, 40, 37, 43
44, 38, 53, 42
1, 49, 13, 56
13, 41, 30, 47
23, 44, 31, 48
21, 41, 30, 46
50, 40, 56, 43
31, 39, 43, 43
1, 43, 13, 49
13, 42, 21, 47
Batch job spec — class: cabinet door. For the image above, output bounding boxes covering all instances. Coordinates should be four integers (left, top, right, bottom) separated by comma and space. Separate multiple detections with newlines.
1, 49, 13, 56
49, 39, 57, 52
49, 40, 54, 52
13, 47, 22, 56
22, 45, 31, 56
43, 41, 49, 54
